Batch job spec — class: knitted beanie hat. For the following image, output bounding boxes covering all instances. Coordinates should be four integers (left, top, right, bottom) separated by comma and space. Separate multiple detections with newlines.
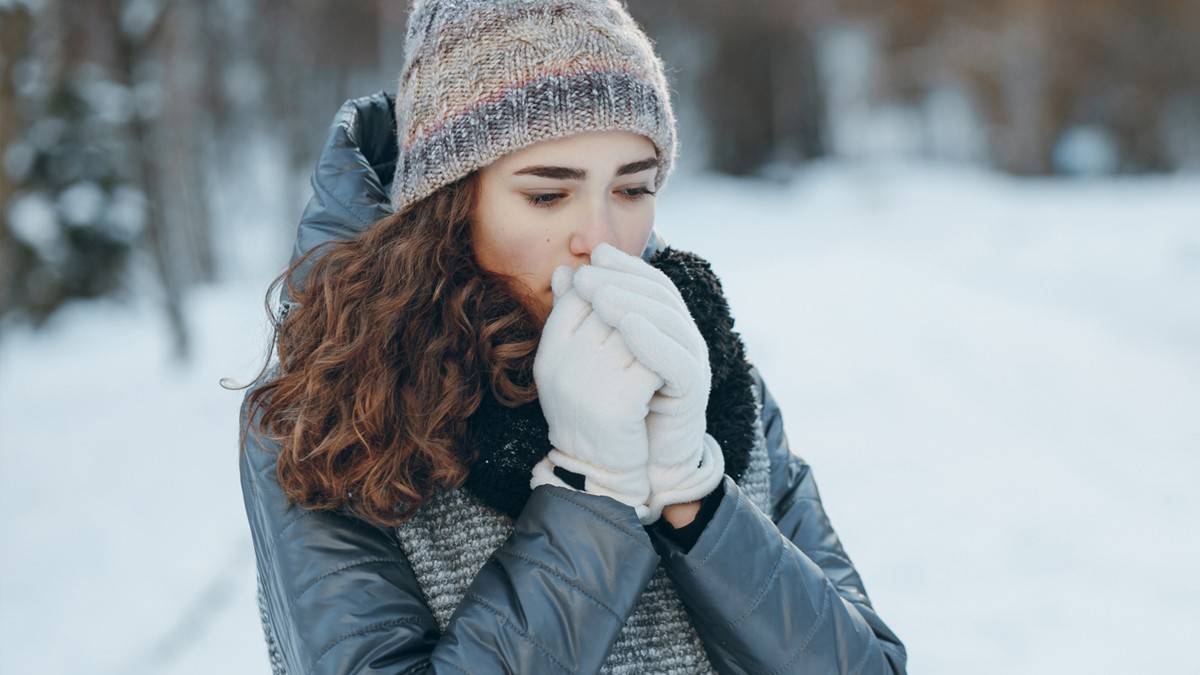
390, 0, 677, 213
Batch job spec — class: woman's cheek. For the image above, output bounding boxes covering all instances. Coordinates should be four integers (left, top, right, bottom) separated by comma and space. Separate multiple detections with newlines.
620, 215, 655, 256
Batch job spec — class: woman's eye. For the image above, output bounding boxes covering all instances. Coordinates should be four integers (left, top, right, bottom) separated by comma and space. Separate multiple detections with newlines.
618, 186, 656, 201
525, 193, 564, 207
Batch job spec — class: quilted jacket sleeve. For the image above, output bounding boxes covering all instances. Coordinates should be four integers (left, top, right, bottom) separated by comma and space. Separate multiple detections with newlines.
241, 393, 661, 675
648, 368, 907, 674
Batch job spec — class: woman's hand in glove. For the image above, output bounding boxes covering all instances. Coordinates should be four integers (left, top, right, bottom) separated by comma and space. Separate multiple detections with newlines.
572, 244, 725, 522
531, 265, 664, 521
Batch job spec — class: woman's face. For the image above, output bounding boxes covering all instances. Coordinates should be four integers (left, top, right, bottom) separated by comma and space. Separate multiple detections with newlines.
472, 131, 658, 321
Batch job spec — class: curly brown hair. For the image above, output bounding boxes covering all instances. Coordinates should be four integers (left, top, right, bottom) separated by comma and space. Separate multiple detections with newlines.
246, 173, 541, 527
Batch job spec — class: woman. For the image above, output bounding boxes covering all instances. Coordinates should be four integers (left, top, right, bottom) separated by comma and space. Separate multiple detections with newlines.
241, 1, 906, 673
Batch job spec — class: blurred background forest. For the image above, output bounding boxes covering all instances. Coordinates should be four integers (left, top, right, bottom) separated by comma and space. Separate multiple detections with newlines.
1, 0, 1197, 353
2, 3, 1198, 674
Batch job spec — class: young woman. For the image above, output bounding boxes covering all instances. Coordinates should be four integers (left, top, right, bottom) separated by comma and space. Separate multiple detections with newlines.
241, 1, 907, 673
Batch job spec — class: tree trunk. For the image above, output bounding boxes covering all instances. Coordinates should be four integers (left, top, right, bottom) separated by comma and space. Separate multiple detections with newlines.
108, 0, 191, 360
0, 6, 34, 323
161, 0, 216, 285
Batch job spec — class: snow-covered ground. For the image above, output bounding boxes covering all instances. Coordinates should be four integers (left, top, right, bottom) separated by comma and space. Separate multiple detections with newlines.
1, 162, 1197, 674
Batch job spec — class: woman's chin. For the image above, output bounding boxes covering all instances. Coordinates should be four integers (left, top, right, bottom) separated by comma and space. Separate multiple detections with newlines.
506, 281, 551, 326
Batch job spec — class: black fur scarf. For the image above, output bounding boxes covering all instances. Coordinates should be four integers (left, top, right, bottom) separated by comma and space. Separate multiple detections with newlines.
463, 248, 758, 520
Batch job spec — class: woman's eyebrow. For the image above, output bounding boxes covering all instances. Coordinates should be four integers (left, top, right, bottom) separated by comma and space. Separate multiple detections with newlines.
616, 158, 658, 176
513, 165, 586, 180
511, 157, 658, 180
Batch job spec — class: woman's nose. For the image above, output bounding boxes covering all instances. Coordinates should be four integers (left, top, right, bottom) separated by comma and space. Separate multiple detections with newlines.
568, 203, 618, 257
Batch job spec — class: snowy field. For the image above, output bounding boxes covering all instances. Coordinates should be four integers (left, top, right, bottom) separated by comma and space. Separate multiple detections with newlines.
1, 162, 1197, 674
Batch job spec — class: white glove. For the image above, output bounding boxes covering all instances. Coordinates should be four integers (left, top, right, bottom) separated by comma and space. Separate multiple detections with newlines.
531, 265, 663, 520
574, 245, 725, 522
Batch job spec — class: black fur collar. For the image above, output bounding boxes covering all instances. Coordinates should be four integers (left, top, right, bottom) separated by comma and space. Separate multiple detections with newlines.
463, 248, 758, 520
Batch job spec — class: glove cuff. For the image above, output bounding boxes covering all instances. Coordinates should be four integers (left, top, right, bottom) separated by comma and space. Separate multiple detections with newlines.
531, 454, 652, 522
646, 434, 726, 522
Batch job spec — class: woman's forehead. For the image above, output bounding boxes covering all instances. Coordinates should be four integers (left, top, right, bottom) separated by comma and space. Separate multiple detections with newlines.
490, 132, 658, 175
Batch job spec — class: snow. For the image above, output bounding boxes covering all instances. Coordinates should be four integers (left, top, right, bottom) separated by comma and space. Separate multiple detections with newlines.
120, 0, 162, 42
58, 180, 107, 227
2, 161, 1198, 674
1053, 125, 1120, 176
6, 191, 61, 260
0, 0, 41, 12
79, 74, 136, 127
3, 138, 35, 183
105, 186, 148, 241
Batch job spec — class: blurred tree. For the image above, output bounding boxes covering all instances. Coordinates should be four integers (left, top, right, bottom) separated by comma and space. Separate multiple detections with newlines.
4, 0, 1196, 348
630, 0, 831, 176
258, 0, 396, 208
2, 0, 227, 357
105, 0, 198, 358
1055, 0, 1200, 172
3, 81, 136, 325
1, 3, 33, 324
2, 1, 138, 331
838, 0, 1200, 174
2, 0, 398, 352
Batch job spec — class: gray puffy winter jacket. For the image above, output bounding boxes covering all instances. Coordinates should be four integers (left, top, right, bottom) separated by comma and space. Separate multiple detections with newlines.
240, 92, 907, 675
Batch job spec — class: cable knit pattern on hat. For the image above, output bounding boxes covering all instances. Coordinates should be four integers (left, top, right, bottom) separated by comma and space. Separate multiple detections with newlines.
391, 0, 677, 213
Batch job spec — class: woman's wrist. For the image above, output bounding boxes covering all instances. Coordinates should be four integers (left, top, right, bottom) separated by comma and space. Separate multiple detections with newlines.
653, 484, 724, 553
